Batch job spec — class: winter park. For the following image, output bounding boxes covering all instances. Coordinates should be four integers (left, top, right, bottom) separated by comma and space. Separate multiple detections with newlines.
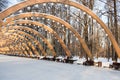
0, 0, 120, 80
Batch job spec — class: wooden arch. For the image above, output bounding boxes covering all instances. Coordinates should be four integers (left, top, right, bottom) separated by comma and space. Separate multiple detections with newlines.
8, 44, 29, 56
8, 26, 57, 57
0, 33, 38, 57
0, 32, 30, 55
7, 29, 46, 57
0, 35, 29, 56
4, 12, 92, 59
0, 0, 120, 58
8, 42, 32, 56
8, 20, 71, 57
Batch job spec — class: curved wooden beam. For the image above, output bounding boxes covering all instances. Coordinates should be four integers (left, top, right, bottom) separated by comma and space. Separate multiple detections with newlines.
20, 44, 30, 56
8, 26, 57, 57
0, 0, 120, 58
4, 12, 92, 59
8, 30, 46, 57
0, 30, 41, 57
0, 35, 17, 52
0, 34, 17, 47
8, 20, 71, 57
0, 34, 33, 56
0, 47, 10, 53
0, 33, 22, 48
0, 40, 30, 57
22, 42, 34, 57
7, 43, 28, 56
7, 30, 46, 57
13, 45, 28, 56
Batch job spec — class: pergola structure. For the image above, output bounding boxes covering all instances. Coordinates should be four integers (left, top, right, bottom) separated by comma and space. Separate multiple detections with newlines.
0, 0, 120, 60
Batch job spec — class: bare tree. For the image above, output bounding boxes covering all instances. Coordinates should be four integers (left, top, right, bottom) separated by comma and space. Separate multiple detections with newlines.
104, 0, 119, 61
0, 0, 9, 11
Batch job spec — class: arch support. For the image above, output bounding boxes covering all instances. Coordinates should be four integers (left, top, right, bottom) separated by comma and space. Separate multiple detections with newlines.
4, 12, 93, 59
0, 0, 120, 58
8, 20, 71, 57
7, 29, 46, 57
8, 26, 57, 56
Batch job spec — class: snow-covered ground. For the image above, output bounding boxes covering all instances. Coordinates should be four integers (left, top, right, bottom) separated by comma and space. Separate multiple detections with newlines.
0, 55, 120, 80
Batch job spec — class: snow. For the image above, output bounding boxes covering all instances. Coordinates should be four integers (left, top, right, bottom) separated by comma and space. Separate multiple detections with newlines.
94, 57, 120, 68
0, 54, 120, 80
74, 57, 86, 65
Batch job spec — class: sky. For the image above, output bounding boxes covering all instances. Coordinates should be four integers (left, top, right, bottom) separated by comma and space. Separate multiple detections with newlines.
8, 0, 18, 7
94, 0, 107, 23
8, 0, 20, 8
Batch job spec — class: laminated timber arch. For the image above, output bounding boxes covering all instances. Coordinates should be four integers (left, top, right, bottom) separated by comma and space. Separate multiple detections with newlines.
20, 44, 30, 56
0, 0, 120, 58
5, 44, 23, 55
9, 44, 28, 56
4, 32, 37, 57
0, 32, 24, 48
4, 12, 92, 59
0, 47, 9, 53
0, 35, 33, 57
15, 43, 31, 56
0, 33, 36, 57
8, 26, 57, 57
5, 43, 31, 57
8, 20, 71, 57
7, 30, 46, 57
1, 43, 32, 57
8, 42, 32, 57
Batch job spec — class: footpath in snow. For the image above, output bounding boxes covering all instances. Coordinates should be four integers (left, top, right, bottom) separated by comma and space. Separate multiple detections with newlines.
0, 54, 120, 80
